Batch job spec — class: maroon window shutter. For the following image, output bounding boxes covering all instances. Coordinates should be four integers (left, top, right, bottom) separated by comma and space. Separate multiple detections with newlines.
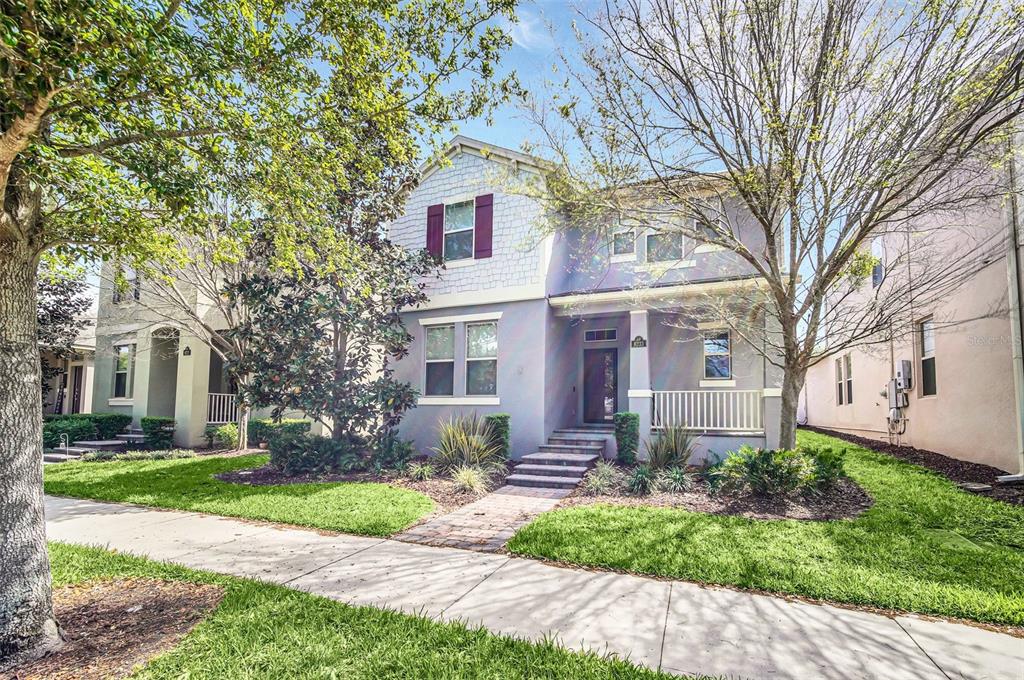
426, 204, 444, 260
474, 194, 493, 259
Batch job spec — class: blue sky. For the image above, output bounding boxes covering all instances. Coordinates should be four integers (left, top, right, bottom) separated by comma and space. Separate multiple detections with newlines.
457, 1, 592, 150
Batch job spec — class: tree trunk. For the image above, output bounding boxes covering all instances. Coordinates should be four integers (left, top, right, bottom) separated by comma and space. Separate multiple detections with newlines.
236, 399, 250, 450
778, 362, 806, 451
0, 240, 63, 671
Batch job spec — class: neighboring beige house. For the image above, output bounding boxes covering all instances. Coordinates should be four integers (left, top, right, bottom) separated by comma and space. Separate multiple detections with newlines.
803, 138, 1024, 477
42, 323, 96, 417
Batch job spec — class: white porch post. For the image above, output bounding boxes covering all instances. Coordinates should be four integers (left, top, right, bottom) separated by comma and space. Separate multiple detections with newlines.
131, 328, 153, 426
628, 309, 653, 444
762, 310, 785, 449
173, 335, 211, 448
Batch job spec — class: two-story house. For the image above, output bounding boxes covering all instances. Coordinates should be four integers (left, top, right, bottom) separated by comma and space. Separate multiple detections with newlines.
388, 136, 784, 462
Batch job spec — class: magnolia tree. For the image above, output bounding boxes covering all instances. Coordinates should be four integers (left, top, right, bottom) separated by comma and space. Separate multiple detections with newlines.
36, 262, 92, 401
523, 0, 1023, 450
0, 0, 517, 668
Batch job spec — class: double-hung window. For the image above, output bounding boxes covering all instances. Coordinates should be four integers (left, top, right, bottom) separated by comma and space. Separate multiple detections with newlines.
424, 325, 455, 396
871, 237, 885, 288
443, 200, 475, 261
112, 344, 135, 398
920, 318, 937, 396
835, 355, 853, 405
466, 322, 498, 395
611, 222, 637, 262
646, 230, 684, 262
702, 330, 731, 379
113, 266, 140, 303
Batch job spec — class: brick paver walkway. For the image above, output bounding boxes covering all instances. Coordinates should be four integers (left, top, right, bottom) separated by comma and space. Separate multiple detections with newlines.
394, 485, 571, 552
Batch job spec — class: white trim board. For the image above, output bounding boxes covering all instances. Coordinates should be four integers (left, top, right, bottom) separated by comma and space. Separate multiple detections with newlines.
418, 311, 503, 326
417, 396, 500, 406
412, 283, 546, 311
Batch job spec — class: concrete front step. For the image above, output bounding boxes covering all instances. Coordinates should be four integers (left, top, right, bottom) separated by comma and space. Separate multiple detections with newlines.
117, 433, 146, 442
522, 451, 599, 466
43, 452, 82, 463
506, 473, 584, 489
513, 463, 589, 478
538, 443, 604, 455
72, 440, 127, 451
548, 436, 608, 447
553, 427, 614, 435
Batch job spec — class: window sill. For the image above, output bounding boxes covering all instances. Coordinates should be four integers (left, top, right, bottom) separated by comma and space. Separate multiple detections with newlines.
444, 258, 477, 269
694, 244, 725, 254
108, 398, 134, 406
699, 379, 736, 388
610, 253, 635, 264
418, 396, 500, 406
636, 260, 695, 272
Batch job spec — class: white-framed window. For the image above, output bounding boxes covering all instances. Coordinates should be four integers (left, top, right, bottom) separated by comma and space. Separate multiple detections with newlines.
443, 200, 475, 262
611, 224, 637, 262
466, 322, 498, 396
871, 237, 885, 288
702, 329, 731, 379
835, 354, 853, 405
424, 325, 455, 396
584, 328, 617, 342
112, 343, 135, 398
112, 266, 140, 303
919, 318, 936, 396
646, 230, 684, 262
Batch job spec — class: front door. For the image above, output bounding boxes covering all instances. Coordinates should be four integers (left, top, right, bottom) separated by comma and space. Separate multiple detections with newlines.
583, 348, 617, 423
70, 366, 83, 414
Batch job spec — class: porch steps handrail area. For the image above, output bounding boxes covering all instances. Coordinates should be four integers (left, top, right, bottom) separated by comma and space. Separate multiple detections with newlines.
652, 389, 763, 433
207, 392, 238, 425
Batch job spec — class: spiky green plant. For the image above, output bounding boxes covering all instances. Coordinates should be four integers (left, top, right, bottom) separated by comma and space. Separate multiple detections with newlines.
644, 426, 698, 470
431, 413, 504, 472
451, 465, 492, 495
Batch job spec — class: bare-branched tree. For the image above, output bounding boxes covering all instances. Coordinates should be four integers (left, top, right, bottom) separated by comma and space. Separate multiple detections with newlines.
523, 0, 1024, 448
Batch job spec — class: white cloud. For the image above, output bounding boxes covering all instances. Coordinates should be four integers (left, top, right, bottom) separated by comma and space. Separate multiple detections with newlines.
505, 9, 554, 52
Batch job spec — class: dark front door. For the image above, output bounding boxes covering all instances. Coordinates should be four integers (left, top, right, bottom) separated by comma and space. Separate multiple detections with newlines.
70, 365, 83, 414
583, 348, 617, 423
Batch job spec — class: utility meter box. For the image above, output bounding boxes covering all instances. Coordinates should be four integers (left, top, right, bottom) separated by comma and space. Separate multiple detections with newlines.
888, 379, 909, 408
895, 360, 913, 391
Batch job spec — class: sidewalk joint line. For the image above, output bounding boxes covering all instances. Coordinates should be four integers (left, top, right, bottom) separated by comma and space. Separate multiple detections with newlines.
440, 555, 513, 616
657, 582, 673, 671
894, 617, 952, 680
280, 539, 386, 586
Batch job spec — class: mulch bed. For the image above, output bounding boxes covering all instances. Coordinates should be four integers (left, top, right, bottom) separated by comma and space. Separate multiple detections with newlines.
560, 475, 873, 521
215, 464, 503, 515
802, 426, 1024, 506
11, 578, 223, 680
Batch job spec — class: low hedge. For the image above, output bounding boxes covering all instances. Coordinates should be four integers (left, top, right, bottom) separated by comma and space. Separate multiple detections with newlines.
484, 413, 511, 458
43, 417, 96, 449
248, 418, 310, 446
45, 413, 131, 439
140, 416, 175, 449
269, 430, 362, 475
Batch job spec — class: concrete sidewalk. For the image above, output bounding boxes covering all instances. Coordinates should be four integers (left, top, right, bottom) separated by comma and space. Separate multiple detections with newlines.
45, 496, 1022, 680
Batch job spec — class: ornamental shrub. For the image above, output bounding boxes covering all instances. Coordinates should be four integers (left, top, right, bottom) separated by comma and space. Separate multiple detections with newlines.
613, 412, 639, 465
626, 464, 655, 496
484, 413, 511, 458
42, 417, 96, 449
582, 461, 623, 496
140, 416, 175, 449
268, 430, 363, 476
45, 413, 131, 439
431, 413, 504, 472
710, 444, 845, 497
369, 429, 415, 472
204, 422, 239, 449
247, 418, 310, 446
644, 426, 698, 470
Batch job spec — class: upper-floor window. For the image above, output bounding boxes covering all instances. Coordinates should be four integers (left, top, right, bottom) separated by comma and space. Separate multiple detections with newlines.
871, 237, 885, 288
443, 200, 475, 261
646, 230, 684, 262
466, 322, 498, 395
112, 267, 140, 303
424, 325, 455, 396
836, 354, 853, 405
612, 229, 636, 259
919, 318, 936, 396
112, 343, 135, 398
702, 329, 732, 379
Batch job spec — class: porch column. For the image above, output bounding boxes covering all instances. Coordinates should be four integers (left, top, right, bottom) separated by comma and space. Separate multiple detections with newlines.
131, 328, 153, 425
762, 309, 785, 449
628, 310, 653, 443
173, 335, 211, 448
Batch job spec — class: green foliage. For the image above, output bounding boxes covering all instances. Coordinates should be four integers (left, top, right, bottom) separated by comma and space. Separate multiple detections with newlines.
42, 417, 96, 448
484, 413, 511, 458
613, 412, 639, 465
370, 430, 416, 472
406, 462, 435, 482
805, 443, 846, 491
626, 464, 655, 496
82, 449, 196, 462
582, 461, 623, 496
205, 423, 240, 449
46, 413, 131, 440
508, 430, 1024, 626
247, 418, 310, 446
643, 426, 697, 470
709, 444, 844, 497
656, 466, 695, 494
431, 413, 505, 472
37, 261, 92, 397
45, 454, 434, 536
451, 465, 492, 495
268, 431, 363, 476
141, 417, 175, 449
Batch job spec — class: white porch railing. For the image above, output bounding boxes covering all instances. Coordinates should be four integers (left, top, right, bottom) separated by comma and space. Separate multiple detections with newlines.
652, 390, 763, 432
207, 393, 238, 424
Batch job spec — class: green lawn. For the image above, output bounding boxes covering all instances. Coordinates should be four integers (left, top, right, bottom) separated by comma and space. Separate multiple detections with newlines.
44, 454, 434, 536
508, 430, 1024, 626
48, 543, 689, 679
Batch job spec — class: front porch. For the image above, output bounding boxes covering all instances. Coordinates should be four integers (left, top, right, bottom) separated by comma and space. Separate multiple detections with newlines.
547, 299, 782, 461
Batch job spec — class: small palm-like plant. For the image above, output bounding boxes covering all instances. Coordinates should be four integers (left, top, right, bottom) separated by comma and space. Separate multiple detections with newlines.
452, 465, 492, 495
431, 413, 504, 472
406, 461, 435, 482
582, 461, 623, 495
644, 426, 698, 470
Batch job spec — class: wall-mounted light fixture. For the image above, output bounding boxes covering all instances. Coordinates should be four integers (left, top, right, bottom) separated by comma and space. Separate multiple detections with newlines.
182, 346, 192, 356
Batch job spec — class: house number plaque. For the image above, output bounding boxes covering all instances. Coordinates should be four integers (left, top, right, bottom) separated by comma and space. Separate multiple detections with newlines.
630, 336, 647, 348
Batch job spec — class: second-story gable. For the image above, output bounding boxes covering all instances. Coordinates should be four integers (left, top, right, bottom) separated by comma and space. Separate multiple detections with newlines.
388, 138, 552, 308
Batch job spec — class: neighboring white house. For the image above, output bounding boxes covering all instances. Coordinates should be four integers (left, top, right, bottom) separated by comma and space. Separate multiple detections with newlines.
43, 322, 96, 417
